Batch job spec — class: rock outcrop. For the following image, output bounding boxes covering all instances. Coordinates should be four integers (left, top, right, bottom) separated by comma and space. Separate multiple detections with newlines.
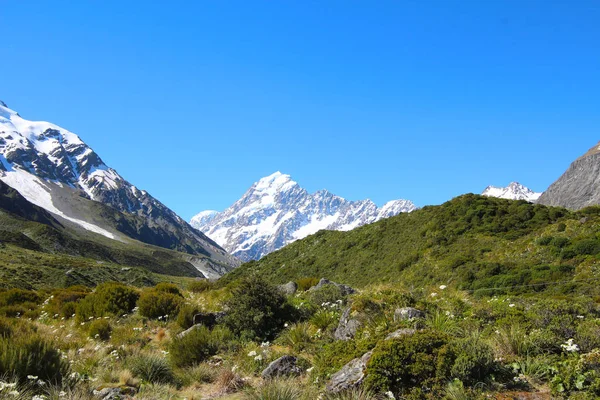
538, 142, 600, 210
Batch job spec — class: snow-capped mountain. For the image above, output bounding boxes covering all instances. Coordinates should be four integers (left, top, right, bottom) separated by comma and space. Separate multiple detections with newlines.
482, 182, 541, 202
190, 172, 417, 261
0, 100, 238, 277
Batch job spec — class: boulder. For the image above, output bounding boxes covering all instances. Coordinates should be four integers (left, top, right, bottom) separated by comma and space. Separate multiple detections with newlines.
176, 324, 202, 339
261, 355, 302, 379
326, 351, 373, 393
311, 278, 355, 296
334, 307, 361, 341
192, 311, 226, 329
393, 307, 425, 321
385, 328, 417, 340
278, 281, 298, 296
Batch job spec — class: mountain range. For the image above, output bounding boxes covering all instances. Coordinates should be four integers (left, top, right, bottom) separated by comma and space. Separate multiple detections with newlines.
481, 182, 542, 202
0, 100, 238, 278
190, 172, 417, 261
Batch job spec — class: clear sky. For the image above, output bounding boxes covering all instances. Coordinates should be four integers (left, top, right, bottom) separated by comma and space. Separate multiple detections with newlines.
1, 1, 599, 220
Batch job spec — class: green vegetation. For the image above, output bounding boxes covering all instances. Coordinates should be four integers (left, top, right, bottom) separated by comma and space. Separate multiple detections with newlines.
138, 285, 184, 320
2, 195, 600, 398
89, 319, 112, 341
224, 195, 600, 295
222, 277, 298, 341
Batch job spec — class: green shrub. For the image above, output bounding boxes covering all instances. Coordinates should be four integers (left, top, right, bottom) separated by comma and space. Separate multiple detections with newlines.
47, 286, 90, 319
176, 304, 200, 329
177, 363, 218, 385
314, 338, 378, 381
297, 277, 319, 291
278, 322, 314, 351
551, 237, 571, 248
76, 282, 139, 320
550, 351, 600, 396
309, 309, 339, 331
222, 277, 297, 341
169, 325, 221, 368
572, 239, 600, 256
576, 320, 600, 352
307, 284, 346, 307
89, 319, 112, 341
448, 337, 496, 385
243, 378, 304, 400
154, 283, 184, 297
130, 353, 175, 384
0, 334, 69, 384
364, 330, 451, 395
188, 280, 214, 293
137, 289, 183, 320
0, 289, 40, 307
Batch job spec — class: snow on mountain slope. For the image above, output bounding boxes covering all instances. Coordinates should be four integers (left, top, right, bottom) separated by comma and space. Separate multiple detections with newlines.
190, 172, 418, 261
482, 182, 541, 202
0, 100, 238, 275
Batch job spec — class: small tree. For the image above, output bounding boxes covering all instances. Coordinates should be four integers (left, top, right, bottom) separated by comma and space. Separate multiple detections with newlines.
222, 276, 296, 341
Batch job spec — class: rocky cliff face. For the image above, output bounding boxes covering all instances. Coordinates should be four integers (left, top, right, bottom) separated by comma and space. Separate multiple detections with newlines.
537, 142, 600, 210
191, 172, 417, 261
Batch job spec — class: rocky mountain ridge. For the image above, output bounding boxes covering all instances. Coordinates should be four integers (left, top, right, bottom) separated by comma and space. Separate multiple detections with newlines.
0, 100, 238, 276
191, 172, 417, 261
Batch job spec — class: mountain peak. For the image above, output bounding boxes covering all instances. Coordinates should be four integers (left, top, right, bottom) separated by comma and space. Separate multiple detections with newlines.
191, 174, 417, 261
0, 100, 7, 108
252, 172, 298, 195
482, 182, 541, 202
255, 171, 293, 188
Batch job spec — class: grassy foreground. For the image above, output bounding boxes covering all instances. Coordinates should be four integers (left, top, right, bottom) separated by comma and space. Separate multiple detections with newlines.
1, 275, 600, 400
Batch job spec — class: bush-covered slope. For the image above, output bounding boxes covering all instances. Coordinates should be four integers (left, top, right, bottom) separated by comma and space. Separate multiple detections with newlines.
223, 194, 600, 294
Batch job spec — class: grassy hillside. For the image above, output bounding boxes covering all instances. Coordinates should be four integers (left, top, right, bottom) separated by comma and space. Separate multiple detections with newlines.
0, 181, 216, 288
223, 195, 600, 296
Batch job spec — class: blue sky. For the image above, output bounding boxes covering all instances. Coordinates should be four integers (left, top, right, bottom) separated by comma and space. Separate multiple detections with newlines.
1, 1, 599, 219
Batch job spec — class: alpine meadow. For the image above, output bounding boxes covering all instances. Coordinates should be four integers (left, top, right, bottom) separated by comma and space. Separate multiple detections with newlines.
1, 2, 600, 400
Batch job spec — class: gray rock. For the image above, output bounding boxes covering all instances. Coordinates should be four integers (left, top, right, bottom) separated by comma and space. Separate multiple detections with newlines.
537, 142, 600, 210
192, 311, 226, 328
261, 355, 302, 379
93, 387, 134, 400
176, 324, 203, 339
326, 351, 373, 393
334, 307, 361, 341
393, 307, 425, 321
311, 278, 355, 296
385, 328, 417, 340
278, 281, 298, 296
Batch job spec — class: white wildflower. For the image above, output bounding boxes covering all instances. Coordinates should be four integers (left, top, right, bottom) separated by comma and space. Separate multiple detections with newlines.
561, 338, 579, 352
248, 350, 257, 357
439, 285, 447, 290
